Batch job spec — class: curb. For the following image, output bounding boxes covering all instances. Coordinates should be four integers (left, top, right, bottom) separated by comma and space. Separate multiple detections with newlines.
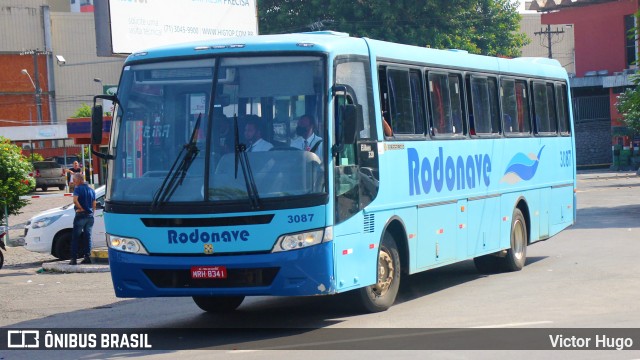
42, 261, 110, 273
577, 172, 637, 181
42, 248, 110, 273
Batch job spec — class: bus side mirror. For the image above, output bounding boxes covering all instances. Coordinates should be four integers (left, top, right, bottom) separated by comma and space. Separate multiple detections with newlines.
91, 104, 103, 145
341, 104, 360, 145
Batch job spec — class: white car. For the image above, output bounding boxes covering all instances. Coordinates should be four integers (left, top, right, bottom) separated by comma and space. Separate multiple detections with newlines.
23, 186, 106, 260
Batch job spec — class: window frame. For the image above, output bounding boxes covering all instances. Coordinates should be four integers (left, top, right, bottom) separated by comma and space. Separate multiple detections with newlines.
500, 76, 532, 138
531, 80, 559, 137
426, 70, 467, 139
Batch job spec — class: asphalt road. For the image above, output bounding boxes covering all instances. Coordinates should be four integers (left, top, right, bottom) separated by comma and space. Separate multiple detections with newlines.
1, 171, 639, 359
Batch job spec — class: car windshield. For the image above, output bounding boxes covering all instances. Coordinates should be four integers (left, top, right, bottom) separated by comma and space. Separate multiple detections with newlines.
108, 56, 327, 207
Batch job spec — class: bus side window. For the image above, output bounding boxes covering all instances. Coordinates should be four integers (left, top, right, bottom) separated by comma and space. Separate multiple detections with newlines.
448, 74, 464, 135
501, 79, 518, 133
427, 72, 453, 136
532, 82, 553, 134
546, 83, 558, 134
378, 66, 393, 137
556, 83, 570, 135
515, 80, 531, 134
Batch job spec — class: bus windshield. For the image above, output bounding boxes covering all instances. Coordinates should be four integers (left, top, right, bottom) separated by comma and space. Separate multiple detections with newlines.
108, 56, 326, 207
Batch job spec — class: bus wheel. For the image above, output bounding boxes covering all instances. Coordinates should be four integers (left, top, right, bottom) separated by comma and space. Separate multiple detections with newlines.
192, 296, 245, 313
355, 233, 401, 313
503, 208, 527, 272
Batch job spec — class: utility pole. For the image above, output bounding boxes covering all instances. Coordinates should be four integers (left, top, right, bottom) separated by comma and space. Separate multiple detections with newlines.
21, 49, 51, 147
32, 51, 43, 133
534, 25, 565, 59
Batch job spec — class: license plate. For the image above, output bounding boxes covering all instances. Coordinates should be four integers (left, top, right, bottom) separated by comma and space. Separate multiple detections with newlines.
191, 266, 227, 279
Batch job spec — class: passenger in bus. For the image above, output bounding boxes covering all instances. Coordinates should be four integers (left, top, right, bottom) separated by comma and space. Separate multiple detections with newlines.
382, 112, 393, 137
243, 115, 273, 152
291, 114, 323, 160
213, 109, 233, 155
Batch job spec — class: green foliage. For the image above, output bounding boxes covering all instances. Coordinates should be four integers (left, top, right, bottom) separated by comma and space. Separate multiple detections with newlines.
76, 146, 90, 161
0, 136, 35, 222
71, 103, 92, 118
615, 10, 640, 136
615, 85, 640, 136
29, 152, 44, 162
258, 0, 529, 57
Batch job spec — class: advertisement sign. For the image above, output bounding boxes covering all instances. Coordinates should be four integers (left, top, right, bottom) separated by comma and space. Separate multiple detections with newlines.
106, 0, 258, 54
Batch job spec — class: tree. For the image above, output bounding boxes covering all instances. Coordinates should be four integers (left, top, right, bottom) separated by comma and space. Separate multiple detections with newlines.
258, 0, 528, 57
615, 86, 640, 136
0, 136, 35, 224
71, 103, 92, 118
614, 10, 640, 137
30, 153, 44, 162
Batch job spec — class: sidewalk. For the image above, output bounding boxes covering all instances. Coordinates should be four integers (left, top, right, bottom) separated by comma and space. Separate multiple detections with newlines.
576, 169, 638, 181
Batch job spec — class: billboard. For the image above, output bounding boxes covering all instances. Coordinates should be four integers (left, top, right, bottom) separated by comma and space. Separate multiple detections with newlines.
96, 0, 258, 55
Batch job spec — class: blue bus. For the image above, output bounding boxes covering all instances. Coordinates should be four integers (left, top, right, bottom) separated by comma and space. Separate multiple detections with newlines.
91, 31, 575, 313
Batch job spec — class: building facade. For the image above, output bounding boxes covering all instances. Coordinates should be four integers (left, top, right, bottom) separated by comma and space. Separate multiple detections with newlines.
0, 0, 122, 165
531, 0, 639, 168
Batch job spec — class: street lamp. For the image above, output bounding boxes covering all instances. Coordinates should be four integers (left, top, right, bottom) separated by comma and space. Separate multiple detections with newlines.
20, 69, 43, 130
55, 55, 123, 67
93, 78, 103, 93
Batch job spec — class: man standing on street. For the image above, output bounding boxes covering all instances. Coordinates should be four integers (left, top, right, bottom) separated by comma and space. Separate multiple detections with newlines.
70, 173, 96, 265
66, 161, 82, 193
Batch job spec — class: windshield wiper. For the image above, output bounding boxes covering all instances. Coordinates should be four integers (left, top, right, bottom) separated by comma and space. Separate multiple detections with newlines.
233, 114, 261, 210
150, 113, 202, 210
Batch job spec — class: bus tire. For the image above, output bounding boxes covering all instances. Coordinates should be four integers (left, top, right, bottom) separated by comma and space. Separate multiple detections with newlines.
192, 296, 245, 313
502, 208, 527, 272
355, 232, 401, 313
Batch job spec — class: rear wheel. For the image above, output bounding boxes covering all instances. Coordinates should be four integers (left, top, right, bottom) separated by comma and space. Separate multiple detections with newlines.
58, 185, 65, 191
503, 208, 527, 272
192, 296, 245, 313
41, 186, 48, 192
354, 232, 401, 313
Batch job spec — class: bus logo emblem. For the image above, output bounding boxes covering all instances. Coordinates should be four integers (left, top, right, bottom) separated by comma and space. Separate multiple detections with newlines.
204, 244, 214, 254
501, 146, 545, 185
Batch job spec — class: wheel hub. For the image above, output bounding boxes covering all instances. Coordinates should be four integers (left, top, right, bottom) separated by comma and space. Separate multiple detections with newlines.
372, 249, 394, 296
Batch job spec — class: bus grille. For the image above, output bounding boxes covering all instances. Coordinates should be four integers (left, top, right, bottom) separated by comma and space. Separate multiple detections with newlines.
364, 214, 375, 233
143, 268, 279, 288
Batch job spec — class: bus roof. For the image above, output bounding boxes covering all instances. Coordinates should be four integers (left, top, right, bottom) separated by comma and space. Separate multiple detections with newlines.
126, 31, 568, 81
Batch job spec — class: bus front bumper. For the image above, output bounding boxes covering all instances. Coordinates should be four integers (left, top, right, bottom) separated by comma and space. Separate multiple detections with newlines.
107, 242, 335, 298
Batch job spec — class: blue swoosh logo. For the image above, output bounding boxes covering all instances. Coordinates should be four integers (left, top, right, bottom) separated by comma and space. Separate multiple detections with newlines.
501, 146, 545, 184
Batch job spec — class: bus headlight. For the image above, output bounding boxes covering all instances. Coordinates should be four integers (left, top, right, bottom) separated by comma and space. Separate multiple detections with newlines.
107, 234, 148, 255
272, 227, 332, 253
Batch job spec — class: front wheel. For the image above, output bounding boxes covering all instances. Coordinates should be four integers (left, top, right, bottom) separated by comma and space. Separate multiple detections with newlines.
53, 232, 72, 260
192, 296, 245, 313
354, 232, 401, 313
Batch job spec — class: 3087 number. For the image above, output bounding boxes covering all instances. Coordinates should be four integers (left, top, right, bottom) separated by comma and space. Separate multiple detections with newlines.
288, 214, 314, 223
